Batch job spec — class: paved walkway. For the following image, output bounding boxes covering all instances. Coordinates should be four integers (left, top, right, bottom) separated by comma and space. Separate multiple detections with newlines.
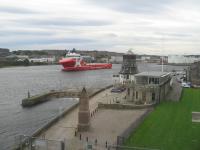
37, 88, 124, 139
72, 109, 147, 149
37, 88, 147, 149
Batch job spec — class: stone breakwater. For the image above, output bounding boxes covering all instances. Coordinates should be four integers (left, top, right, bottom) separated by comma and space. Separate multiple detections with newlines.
22, 85, 113, 107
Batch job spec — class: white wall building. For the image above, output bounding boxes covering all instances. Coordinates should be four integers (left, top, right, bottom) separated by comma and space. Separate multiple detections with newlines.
168, 55, 200, 64
110, 56, 123, 63
29, 57, 55, 63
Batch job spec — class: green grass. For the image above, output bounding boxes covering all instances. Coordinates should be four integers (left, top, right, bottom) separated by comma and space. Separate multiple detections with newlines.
125, 88, 200, 150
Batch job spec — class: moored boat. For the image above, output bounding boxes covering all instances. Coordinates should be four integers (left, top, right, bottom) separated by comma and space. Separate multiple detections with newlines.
59, 50, 112, 71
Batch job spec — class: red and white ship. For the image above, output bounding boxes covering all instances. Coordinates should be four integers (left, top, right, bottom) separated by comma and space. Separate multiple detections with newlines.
59, 51, 112, 71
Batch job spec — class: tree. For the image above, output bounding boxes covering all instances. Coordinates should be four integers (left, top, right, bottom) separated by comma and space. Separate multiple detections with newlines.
23, 59, 30, 66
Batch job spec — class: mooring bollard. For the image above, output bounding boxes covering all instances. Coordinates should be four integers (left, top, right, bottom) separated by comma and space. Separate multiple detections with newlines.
79, 134, 82, 140
95, 139, 97, 145
61, 141, 65, 150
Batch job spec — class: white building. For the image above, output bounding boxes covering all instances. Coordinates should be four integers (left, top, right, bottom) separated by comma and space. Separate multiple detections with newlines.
168, 55, 200, 64
141, 56, 150, 62
29, 57, 55, 63
110, 56, 123, 63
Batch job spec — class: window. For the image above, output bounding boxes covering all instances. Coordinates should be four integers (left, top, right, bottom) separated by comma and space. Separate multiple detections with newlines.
152, 93, 155, 101
127, 75, 129, 79
136, 91, 138, 99
149, 77, 159, 84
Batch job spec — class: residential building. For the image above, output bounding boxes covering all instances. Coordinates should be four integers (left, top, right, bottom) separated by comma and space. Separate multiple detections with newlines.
110, 56, 123, 64
0, 48, 10, 57
29, 57, 55, 63
168, 55, 200, 64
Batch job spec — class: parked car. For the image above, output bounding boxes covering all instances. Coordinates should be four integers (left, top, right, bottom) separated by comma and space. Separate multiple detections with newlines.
111, 87, 126, 93
181, 82, 190, 88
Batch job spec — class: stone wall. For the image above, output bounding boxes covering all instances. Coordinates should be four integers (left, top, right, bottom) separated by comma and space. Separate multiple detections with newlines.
190, 61, 200, 86
98, 102, 155, 109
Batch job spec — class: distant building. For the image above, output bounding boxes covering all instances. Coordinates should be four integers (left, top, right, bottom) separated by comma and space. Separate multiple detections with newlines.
110, 56, 123, 64
29, 57, 55, 63
97, 57, 109, 63
0, 48, 10, 57
141, 56, 150, 62
42, 50, 66, 56
136, 55, 160, 63
160, 56, 168, 64
6, 54, 29, 61
168, 55, 200, 64
126, 72, 171, 104
119, 50, 138, 84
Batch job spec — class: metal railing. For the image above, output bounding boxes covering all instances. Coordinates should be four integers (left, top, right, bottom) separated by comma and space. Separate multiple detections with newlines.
14, 135, 65, 150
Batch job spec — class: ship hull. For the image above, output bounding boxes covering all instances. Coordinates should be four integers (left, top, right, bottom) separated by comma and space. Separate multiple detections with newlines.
61, 63, 112, 71
59, 53, 112, 71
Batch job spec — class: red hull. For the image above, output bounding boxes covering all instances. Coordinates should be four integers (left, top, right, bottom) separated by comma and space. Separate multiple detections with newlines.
61, 63, 112, 71
59, 57, 112, 71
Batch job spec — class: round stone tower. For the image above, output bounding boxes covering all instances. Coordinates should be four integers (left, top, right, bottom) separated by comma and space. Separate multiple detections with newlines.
119, 50, 138, 84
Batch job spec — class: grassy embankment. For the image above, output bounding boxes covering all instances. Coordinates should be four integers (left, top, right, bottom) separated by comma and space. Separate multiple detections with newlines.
125, 88, 200, 150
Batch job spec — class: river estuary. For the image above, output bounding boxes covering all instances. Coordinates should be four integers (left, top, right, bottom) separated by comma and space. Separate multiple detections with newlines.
0, 63, 187, 149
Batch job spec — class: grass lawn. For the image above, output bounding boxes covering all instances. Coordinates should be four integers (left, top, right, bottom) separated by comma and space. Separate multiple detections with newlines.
125, 88, 200, 150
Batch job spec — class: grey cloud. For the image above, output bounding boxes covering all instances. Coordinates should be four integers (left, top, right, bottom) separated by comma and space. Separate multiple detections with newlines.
0, 6, 38, 14
0, 36, 95, 47
105, 33, 118, 38
88, 0, 173, 14
0, 30, 53, 37
14, 18, 113, 27
155, 32, 194, 38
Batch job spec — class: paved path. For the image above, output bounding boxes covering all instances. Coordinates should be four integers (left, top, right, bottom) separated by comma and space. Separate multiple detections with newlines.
37, 88, 147, 149
72, 109, 147, 150
37, 88, 124, 140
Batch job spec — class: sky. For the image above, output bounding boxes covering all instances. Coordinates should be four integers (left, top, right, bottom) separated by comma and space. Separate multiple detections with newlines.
0, 0, 200, 55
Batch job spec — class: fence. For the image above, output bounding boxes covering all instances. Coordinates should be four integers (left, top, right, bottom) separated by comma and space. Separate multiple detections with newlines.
14, 135, 65, 150
108, 145, 160, 150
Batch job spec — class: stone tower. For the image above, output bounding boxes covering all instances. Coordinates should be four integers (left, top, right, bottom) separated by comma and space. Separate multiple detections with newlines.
78, 87, 90, 132
119, 50, 138, 84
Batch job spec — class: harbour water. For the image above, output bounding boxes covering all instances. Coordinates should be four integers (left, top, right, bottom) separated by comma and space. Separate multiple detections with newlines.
0, 64, 187, 149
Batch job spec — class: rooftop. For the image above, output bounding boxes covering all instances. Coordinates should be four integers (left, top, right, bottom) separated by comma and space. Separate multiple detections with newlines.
135, 71, 170, 77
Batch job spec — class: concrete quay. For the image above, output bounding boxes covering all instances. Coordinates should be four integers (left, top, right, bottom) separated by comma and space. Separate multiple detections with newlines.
35, 87, 150, 149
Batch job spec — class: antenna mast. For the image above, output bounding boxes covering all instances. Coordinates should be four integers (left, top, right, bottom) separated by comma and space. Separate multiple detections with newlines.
161, 34, 164, 72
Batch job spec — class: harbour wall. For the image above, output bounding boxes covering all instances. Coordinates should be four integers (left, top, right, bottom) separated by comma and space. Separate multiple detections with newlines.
22, 84, 113, 107
21, 90, 80, 107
